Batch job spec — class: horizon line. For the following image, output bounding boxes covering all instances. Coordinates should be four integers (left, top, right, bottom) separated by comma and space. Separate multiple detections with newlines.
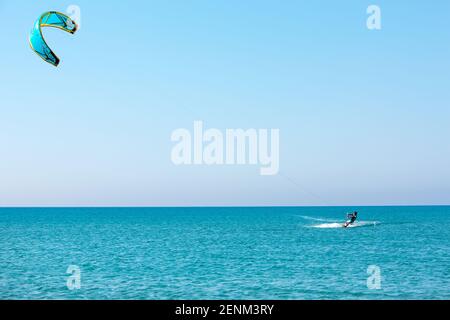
0, 204, 449, 209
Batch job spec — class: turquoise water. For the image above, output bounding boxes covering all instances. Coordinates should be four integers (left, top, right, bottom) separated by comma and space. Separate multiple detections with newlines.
0, 207, 449, 300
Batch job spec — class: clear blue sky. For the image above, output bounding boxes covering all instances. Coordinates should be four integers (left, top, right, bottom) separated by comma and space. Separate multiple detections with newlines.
0, 0, 449, 206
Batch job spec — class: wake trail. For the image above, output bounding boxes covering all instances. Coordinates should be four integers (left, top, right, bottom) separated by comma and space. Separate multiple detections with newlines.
297, 215, 339, 223
311, 221, 380, 229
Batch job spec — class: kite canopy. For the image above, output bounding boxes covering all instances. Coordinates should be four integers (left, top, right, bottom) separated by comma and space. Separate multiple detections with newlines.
29, 11, 78, 67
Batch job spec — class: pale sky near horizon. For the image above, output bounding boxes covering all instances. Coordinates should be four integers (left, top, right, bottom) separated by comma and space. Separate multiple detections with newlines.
0, 0, 449, 206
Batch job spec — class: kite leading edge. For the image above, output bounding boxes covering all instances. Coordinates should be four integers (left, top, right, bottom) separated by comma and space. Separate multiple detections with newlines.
29, 11, 78, 67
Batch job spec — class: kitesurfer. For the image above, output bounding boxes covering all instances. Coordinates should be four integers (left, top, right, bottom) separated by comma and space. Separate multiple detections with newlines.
343, 211, 358, 227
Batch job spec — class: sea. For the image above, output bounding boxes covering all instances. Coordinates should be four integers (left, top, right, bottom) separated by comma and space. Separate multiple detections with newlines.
0, 206, 449, 300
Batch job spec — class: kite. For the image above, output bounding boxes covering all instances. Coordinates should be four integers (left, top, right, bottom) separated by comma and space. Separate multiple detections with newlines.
29, 11, 78, 67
